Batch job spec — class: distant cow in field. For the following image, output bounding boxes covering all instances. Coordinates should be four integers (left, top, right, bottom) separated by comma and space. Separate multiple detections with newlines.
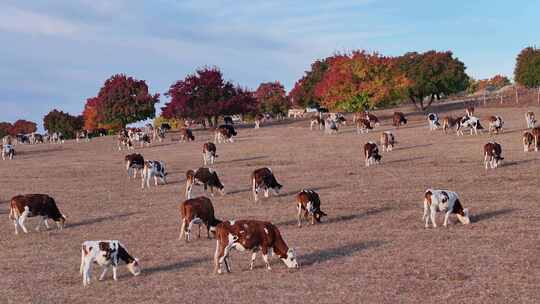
117, 133, 134, 151
487, 116, 504, 134
141, 160, 167, 188
325, 118, 339, 134
178, 196, 222, 242
2, 144, 14, 160
80, 240, 141, 287
213, 220, 299, 273
9, 194, 66, 234
202, 142, 217, 165
254, 114, 264, 129
76, 130, 90, 143
427, 113, 440, 130
179, 128, 195, 142
484, 142, 503, 169
442, 116, 460, 134
523, 131, 535, 152
532, 127, 540, 152
364, 142, 381, 167
310, 116, 325, 130
392, 112, 407, 128
423, 189, 470, 228
16, 134, 30, 144
380, 131, 395, 152
185, 167, 225, 199
125, 153, 144, 179
526, 111, 536, 129
295, 190, 327, 227
356, 119, 373, 134
215, 125, 237, 143
251, 167, 282, 202
457, 116, 484, 136
363, 112, 380, 126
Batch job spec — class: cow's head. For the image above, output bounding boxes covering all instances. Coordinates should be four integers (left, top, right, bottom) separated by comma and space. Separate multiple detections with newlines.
56, 215, 66, 230
281, 248, 299, 269
457, 208, 471, 225
127, 258, 142, 276
314, 210, 327, 223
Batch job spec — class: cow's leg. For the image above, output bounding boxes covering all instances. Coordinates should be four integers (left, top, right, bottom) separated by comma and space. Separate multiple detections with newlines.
35, 216, 44, 231
82, 259, 92, 286
443, 211, 452, 227
98, 266, 109, 281
13, 217, 19, 234
198, 223, 202, 239
252, 178, 258, 202
423, 201, 429, 228
179, 219, 187, 241
18, 208, 29, 233
297, 204, 303, 228
484, 153, 489, 169
264, 187, 269, 198
187, 220, 195, 242
430, 207, 438, 228
154, 174, 158, 186
112, 265, 118, 281
261, 247, 272, 270
44, 218, 50, 229
249, 251, 257, 270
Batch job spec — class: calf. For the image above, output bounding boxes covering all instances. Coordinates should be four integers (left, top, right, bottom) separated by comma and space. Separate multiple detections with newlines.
523, 131, 534, 152
179, 128, 195, 142
2, 144, 14, 160
457, 116, 484, 136
214, 220, 299, 273
186, 167, 225, 199
392, 112, 407, 128
202, 142, 218, 165
487, 115, 504, 134
178, 196, 222, 242
356, 118, 373, 134
526, 111, 536, 129
9, 194, 66, 234
141, 160, 167, 188
379, 131, 395, 152
442, 116, 459, 134
423, 189, 470, 228
364, 142, 381, 167
80, 240, 141, 287
295, 190, 327, 227
484, 142, 503, 169
125, 153, 144, 179
532, 127, 540, 152
427, 113, 440, 130
310, 116, 325, 130
251, 168, 282, 202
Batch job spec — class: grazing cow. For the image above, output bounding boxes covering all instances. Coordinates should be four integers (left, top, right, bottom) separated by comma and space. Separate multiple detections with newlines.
363, 112, 380, 126
335, 115, 347, 126
356, 118, 373, 134
254, 114, 264, 129
178, 196, 222, 242
179, 128, 195, 142
134, 132, 151, 148
427, 113, 440, 130
523, 131, 534, 152
9, 194, 66, 234
442, 116, 460, 134
380, 131, 395, 152
224, 116, 234, 125
457, 116, 484, 136
364, 142, 381, 167
186, 167, 225, 199
324, 118, 339, 134
80, 240, 141, 287
29, 133, 44, 144
487, 115, 504, 134
16, 134, 30, 144
532, 127, 540, 152
310, 116, 325, 130
50, 132, 64, 144
525, 111, 536, 129
117, 133, 134, 151
141, 160, 167, 188
484, 142, 503, 169
96, 128, 107, 137
215, 125, 237, 143
202, 142, 218, 165
125, 153, 144, 179
2, 144, 14, 160
76, 130, 90, 143
392, 112, 407, 127
295, 190, 327, 227
466, 106, 474, 117
251, 168, 282, 202
423, 189, 470, 228
214, 220, 299, 273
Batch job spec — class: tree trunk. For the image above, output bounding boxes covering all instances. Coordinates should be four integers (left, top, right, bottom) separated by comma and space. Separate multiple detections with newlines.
515, 87, 519, 104
425, 94, 436, 109
207, 117, 213, 127
213, 116, 219, 126
409, 95, 424, 110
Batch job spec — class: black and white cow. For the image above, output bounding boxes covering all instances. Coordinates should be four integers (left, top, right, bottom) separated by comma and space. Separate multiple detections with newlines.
251, 168, 282, 202
185, 167, 225, 199
202, 142, 218, 165
526, 111, 536, 129
427, 113, 440, 131
2, 144, 14, 160
457, 116, 484, 136
141, 160, 167, 188
80, 240, 141, 287
364, 141, 381, 167
423, 189, 470, 228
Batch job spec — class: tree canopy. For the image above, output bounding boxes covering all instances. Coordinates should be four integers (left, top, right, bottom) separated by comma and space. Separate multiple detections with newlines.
514, 47, 540, 88
43, 109, 84, 138
255, 81, 290, 115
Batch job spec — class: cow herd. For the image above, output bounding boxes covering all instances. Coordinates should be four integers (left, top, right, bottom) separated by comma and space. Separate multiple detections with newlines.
6, 105, 540, 288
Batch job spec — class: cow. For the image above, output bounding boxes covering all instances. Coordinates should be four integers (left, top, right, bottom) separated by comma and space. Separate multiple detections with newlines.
423, 189, 470, 228
466, 106, 474, 117
251, 168, 282, 202
224, 116, 234, 125
363, 112, 380, 127
215, 125, 237, 143
202, 142, 218, 165
50, 132, 64, 144
80, 240, 141, 287
364, 142, 381, 167
484, 142, 503, 169
117, 133, 134, 151
254, 114, 264, 129
380, 131, 395, 152
96, 128, 108, 137
310, 116, 325, 130
185, 167, 225, 199
457, 116, 484, 136
392, 112, 407, 128
76, 130, 90, 143
532, 127, 540, 152
523, 131, 535, 152
141, 160, 167, 188
487, 115, 504, 134
2, 135, 12, 145
2, 144, 14, 160
178, 196, 222, 242
179, 128, 195, 142
295, 190, 327, 227
427, 113, 440, 131
356, 118, 373, 134
152, 127, 166, 143
134, 132, 151, 148
442, 116, 460, 134
29, 133, 44, 144
325, 118, 339, 134
16, 134, 30, 144
213, 220, 299, 273
526, 111, 536, 129
125, 153, 144, 179
9, 194, 66, 234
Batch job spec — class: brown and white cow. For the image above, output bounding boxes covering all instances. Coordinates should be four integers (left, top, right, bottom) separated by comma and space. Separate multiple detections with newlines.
185, 167, 225, 199
487, 115, 504, 134
295, 190, 327, 227
442, 116, 460, 134
483, 142, 503, 169
356, 118, 373, 134
364, 141, 381, 167
125, 153, 144, 179
178, 196, 222, 242
179, 128, 195, 142
532, 127, 540, 152
251, 168, 282, 202
9, 194, 66, 234
523, 131, 534, 152
380, 131, 395, 152
423, 189, 470, 228
80, 240, 141, 286
526, 111, 536, 129
214, 125, 237, 143
254, 113, 264, 129
310, 116, 325, 130
202, 142, 218, 165
213, 220, 299, 273
392, 112, 407, 128
364, 112, 380, 126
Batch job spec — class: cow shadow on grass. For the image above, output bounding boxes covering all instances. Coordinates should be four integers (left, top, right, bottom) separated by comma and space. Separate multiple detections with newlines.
394, 143, 433, 151
300, 240, 387, 266
472, 208, 515, 223
275, 206, 392, 227
277, 185, 341, 198
69, 212, 140, 229
503, 159, 537, 167
144, 257, 210, 275
18, 146, 67, 156
384, 156, 425, 165
221, 156, 268, 163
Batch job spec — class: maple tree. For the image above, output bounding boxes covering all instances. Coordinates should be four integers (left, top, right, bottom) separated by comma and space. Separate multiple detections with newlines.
82, 97, 100, 131
0, 122, 13, 138
289, 59, 330, 108
255, 81, 290, 115
11, 120, 37, 135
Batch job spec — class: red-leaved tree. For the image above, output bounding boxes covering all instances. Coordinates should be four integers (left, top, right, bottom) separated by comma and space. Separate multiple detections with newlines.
255, 81, 291, 115
11, 120, 37, 135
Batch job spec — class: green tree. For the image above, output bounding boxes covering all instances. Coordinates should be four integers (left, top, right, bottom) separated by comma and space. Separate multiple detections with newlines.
514, 47, 540, 88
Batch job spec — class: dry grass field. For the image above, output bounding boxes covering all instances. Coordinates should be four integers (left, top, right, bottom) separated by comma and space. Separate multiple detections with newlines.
1, 104, 539, 304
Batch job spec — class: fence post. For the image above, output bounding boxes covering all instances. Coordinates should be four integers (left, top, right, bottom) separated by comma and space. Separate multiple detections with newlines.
515, 87, 519, 104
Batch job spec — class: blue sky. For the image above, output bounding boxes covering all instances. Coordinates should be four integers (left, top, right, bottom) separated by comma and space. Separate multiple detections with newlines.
0, 0, 538, 127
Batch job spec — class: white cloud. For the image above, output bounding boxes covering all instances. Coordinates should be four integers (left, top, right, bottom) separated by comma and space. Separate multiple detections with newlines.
0, 6, 81, 36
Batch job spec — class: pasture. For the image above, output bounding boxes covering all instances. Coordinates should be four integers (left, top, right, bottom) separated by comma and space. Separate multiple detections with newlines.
1, 104, 539, 303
